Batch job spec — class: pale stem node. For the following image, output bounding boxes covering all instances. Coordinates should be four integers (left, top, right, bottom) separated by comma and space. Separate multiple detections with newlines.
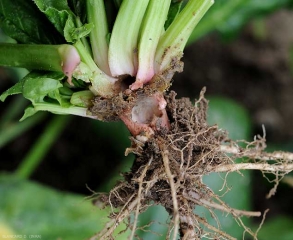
132, 0, 171, 90
108, 0, 150, 77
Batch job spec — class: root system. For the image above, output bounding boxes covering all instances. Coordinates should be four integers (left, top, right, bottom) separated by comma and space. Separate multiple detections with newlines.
89, 63, 293, 240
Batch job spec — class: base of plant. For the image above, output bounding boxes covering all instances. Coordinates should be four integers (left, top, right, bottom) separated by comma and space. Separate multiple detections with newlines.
89, 83, 293, 239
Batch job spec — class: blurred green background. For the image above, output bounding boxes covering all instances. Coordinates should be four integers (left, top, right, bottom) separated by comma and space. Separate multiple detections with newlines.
1, 0, 293, 239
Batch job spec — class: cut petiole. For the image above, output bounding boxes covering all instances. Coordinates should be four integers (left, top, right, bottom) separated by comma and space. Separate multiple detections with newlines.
155, 0, 214, 72
108, 0, 150, 77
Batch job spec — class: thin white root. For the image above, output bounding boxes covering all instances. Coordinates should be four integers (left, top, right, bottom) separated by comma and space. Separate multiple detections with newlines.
93, 196, 138, 240
195, 215, 237, 240
220, 145, 293, 161
129, 157, 153, 240
200, 199, 261, 217
207, 163, 293, 174
162, 150, 179, 240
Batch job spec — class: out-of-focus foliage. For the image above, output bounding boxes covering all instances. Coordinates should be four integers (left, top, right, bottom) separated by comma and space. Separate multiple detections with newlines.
189, 0, 293, 43
0, 174, 129, 239
197, 97, 252, 239
257, 217, 293, 240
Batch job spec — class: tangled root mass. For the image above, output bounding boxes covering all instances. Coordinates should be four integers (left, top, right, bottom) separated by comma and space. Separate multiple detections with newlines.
94, 88, 251, 240
90, 58, 293, 239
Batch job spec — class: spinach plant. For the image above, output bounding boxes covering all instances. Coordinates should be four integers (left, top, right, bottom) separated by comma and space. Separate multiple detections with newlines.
1, 0, 293, 239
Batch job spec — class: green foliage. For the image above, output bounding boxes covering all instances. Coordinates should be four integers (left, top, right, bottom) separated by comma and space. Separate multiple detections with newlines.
33, 0, 74, 34
21, 72, 64, 104
0, 174, 129, 239
0, 0, 62, 44
164, 0, 183, 29
1, 1, 293, 238
189, 0, 293, 43
257, 217, 293, 240
0, 71, 90, 120
64, 22, 93, 43
33, 0, 92, 43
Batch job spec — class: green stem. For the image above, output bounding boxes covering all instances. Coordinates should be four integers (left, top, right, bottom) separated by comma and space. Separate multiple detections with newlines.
0, 112, 46, 149
108, 0, 150, 77
74, 40, 97, 71
133, 0, 171, 90
0, 44, 68, 71
155, 0, 214, 72
28, 102, 96, 119
76, 17, 92, 56
74, 40, 117, 97
15, 115, 69, 179
87, 0, 111, 75
0, 43, 81, 80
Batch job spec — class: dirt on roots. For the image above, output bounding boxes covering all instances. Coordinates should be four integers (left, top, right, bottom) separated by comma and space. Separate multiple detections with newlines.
91, 88, 258, 240
88, 53, 293, 239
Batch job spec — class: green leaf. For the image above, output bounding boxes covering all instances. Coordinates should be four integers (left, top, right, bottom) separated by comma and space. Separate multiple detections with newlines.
188, 0, 293, 43
0, 81, 23, 102
207, 96, 251, 140
0, 174, 130, 239
64, 18, 94, 43
47, 89, 71, 107
33, 0, 75, 36
164, 0, 183, 29
22, 72, 64, 104
0, 0, 62, 43
20, 106, 38, 121
137, 205, 169, 240
256, 217, 293, 240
